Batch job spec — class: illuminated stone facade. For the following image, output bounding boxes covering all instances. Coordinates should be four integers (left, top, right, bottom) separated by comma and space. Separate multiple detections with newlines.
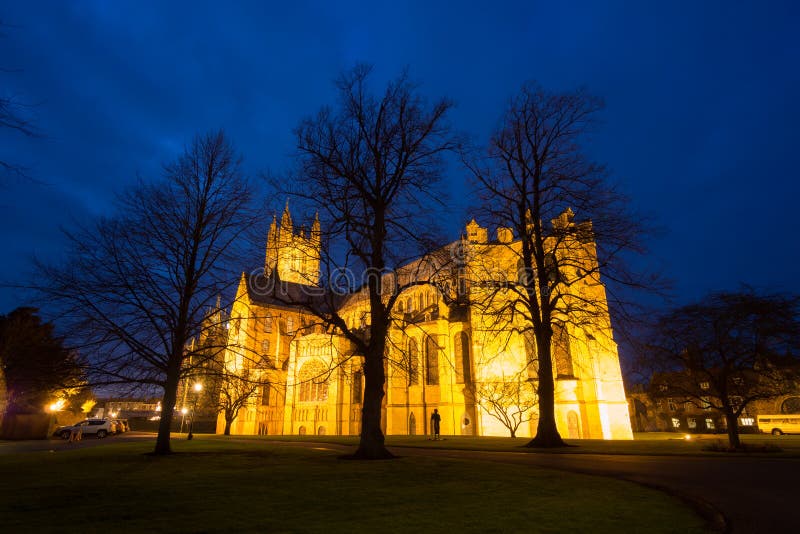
216, 207, 633, 440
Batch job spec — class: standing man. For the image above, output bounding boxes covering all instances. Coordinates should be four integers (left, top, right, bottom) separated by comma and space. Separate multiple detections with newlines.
431, 408, 441, 440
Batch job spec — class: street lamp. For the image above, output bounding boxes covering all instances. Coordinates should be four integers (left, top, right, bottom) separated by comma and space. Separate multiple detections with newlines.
46, 399, 65, 437
187, 382, 203, 440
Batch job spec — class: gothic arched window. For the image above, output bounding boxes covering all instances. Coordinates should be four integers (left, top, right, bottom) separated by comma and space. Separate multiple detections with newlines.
298, 360, 329, 402
425, 336, 439, 386
454, 331, 471, 384
408, 338, 419, 385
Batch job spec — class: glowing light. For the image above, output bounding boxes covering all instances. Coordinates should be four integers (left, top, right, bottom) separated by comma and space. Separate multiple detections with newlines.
181, 407, 188, 415
47, 399, 66, 412
193, 382, 203, 393
684, 434, 692, 440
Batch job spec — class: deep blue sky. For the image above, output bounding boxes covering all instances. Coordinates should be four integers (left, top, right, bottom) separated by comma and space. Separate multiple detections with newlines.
2, 0, 799, 314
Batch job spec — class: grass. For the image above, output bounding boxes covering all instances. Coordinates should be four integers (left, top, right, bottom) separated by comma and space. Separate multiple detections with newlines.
224, 432, 800, 457
0, 437, 710, 533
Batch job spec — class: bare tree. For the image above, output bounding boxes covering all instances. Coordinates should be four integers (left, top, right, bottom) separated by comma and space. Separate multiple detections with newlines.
215, 368, 260, 435
1, 20, 41, 180
34, 130, 257, 454
470, 370, 538, 438
276, 65, 457, 459
643, 290, 800, 449
466, 82, 649, 447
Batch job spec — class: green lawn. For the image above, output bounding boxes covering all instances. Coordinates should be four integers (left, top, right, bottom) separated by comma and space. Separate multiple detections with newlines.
226, 432, 800, 457
0, 438, 710, 533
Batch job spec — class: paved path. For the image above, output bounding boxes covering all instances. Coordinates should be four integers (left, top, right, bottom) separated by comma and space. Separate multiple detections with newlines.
387, 446, 799, 534
0, 431, 156, 454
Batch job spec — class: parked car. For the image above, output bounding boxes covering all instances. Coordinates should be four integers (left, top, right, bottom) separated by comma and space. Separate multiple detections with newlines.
53, 419, 114, 439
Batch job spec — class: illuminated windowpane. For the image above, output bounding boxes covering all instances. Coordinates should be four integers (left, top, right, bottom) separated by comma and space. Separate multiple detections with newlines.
298, 361, 328, 402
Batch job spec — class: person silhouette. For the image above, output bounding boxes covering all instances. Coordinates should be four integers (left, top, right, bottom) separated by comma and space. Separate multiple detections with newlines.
430, 408, 441, 440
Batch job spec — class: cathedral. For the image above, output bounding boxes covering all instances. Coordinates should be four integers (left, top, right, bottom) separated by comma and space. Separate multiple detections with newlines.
215, 204, 633, 440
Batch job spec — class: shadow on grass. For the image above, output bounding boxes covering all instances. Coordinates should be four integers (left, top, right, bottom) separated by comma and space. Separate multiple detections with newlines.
338, 453, 398, 460
701, 439, 783, 453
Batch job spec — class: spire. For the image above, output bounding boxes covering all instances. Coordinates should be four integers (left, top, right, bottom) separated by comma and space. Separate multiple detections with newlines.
280, 199, 293, 233
311, 211, 321, 244
265, 213, 279, 275
269, 213, 278, 238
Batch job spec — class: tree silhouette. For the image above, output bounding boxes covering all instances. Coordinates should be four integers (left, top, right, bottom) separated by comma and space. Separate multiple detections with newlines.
277, 65, 457, 459
643, 290, 800, 449
466, 82, 649, 447
35, 131, 257, 454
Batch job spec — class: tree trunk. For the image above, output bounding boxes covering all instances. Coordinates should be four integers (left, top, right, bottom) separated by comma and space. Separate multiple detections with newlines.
224, 418, 232, 436
352, 345, 393, 459
154, 380, 178, 454
154, 352, 183, 455
725, 410, 741, 449
510, 429, 516, 438
526, 335, 566, 448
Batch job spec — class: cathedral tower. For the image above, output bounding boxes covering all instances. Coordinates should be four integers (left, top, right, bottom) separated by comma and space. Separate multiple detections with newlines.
265, 201, 321, 285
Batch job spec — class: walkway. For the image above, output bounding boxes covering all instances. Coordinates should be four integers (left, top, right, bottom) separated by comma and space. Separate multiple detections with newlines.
390, 446, 799, 534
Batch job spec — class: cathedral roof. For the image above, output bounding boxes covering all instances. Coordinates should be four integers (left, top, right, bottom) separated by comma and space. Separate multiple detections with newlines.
243, 272, 335, 313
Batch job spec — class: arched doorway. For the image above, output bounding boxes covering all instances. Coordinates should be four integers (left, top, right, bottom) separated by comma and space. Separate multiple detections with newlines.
409, 412, 417, 436
567, 410, 580, 439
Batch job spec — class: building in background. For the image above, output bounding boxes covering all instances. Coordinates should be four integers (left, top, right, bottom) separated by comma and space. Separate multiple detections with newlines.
628, 378, 800, 434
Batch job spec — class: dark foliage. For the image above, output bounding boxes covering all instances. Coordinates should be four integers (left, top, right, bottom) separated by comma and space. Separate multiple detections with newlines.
0, 307, 83, 414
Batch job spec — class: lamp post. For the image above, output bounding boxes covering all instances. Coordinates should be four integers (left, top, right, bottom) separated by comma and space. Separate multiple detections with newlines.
187, 382, 203, 440
180, 407, 188, 434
